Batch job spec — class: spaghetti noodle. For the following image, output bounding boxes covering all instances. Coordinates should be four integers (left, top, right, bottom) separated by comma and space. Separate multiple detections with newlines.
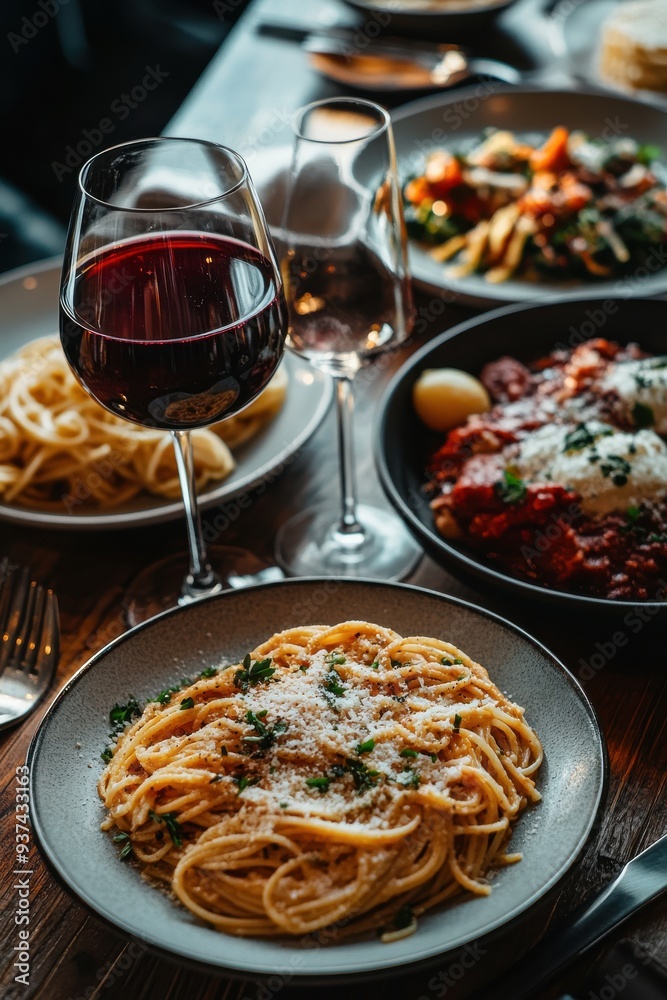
99, 621, 542, 939
0, 335, 287, 509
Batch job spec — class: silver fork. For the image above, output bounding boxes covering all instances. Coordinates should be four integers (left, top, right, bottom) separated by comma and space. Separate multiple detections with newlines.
0, 568, 60, 732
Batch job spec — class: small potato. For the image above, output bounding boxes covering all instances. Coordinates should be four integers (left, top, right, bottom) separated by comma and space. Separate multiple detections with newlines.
413, 368, 491, 433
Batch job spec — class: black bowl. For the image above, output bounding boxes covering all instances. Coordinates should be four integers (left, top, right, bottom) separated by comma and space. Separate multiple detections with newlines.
341, 0, 517, 37
376, 296, 667, 612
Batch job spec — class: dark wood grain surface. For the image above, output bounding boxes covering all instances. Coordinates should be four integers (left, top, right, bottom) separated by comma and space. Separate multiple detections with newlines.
1, 0, 666, 997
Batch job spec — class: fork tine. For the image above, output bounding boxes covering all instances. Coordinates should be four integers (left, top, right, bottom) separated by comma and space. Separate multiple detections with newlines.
0, 568, 31, 671
0, 567, 16, 627
33, 589, 60, 686
20, 584, 47, 674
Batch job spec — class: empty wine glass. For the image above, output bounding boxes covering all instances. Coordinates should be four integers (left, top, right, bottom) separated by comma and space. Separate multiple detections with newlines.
275, 98, 421, 579
59, 137, 287, 621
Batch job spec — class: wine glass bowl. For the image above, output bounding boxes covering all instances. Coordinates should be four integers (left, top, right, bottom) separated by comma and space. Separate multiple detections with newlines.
281, 99, 413, 380
275, 98, 421, 580
59, 137, 287, 611
61, 139, 285, 431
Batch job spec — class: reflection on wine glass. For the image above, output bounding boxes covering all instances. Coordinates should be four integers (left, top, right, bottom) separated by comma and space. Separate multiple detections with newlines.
275, 98, 421, 579
59, 137, 287, 620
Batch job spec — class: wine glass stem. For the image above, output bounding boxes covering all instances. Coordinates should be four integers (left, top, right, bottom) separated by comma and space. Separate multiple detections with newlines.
334, 376, 364, 537
170, 430, 221, 601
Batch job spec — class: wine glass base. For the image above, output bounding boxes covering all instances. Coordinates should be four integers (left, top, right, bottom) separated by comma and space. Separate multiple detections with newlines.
275, 503, 422, 580
124, 546, 284, 627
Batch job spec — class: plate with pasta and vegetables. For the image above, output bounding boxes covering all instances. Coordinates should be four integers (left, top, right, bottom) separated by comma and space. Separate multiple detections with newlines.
392, 86, 667, 306
28, 579, 605, 982
0, 259, 332, 529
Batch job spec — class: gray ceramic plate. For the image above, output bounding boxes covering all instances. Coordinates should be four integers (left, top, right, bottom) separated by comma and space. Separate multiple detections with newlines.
340, 0, 517, 35
28, 579, 606, 981
391, 86, 667, 307
252, 87, 667, 309
0, 259, 332, 530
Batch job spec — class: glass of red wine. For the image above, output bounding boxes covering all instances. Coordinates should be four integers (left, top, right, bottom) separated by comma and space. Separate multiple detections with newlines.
60, 137, 287, 621
275, 98, 421, 579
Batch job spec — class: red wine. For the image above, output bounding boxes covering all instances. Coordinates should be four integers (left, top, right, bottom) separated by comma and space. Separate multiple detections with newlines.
60, 233, 287, 428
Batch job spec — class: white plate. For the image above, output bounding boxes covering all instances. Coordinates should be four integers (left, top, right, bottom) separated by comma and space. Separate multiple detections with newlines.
0, 259, 332, 530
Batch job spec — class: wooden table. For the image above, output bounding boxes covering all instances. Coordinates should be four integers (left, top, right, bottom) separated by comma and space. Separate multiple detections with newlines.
1, 0, 665, 997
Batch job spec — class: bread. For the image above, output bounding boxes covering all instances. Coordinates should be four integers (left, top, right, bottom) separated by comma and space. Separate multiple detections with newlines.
599, 0, 667, 93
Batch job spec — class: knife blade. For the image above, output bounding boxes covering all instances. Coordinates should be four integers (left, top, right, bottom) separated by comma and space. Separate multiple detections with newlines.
473, 834, 667, 1000
257, 20, 454, 56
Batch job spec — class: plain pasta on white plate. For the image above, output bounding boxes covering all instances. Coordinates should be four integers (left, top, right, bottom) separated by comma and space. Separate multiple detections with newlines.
0, 335, 287, 510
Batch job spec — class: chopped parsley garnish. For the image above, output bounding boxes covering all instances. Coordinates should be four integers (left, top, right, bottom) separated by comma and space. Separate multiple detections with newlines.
234, 654, 275, 692
199, 666, 218, 679
149, 685, 181, 706
113, 832, 133, 861
401, 767, 421, 789
279, 801, 288, 809
400, 748, 419, 758
456, 674, 466, 681
242, 709, 287, 751
323, 669, 346, 703
442, 656, 464, 666
101, 747, 113, 764
564, 423, 597, 452
180, 697, 195, 710
637, 143, 661, 165
305, 776, 331, 794
649, 533, 667, 543
233, 775, 260, 795
355, 739, 375, 755
109, 698, 141, 730
453, 713, 462, 734
209, 775, 223, 784
345, 757, 381, 794
370, 661, 380, 670
148, 810, 183, 847
631, 402, 655, 428
325, 651, 346, 666
600, 455, 632, 487
495, 469, 527, 505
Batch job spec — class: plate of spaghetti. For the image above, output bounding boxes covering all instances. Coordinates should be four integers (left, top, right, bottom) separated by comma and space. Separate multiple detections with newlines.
28, 579, 605, 983
0, 259, 332, 529
377, 295, 667, 609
